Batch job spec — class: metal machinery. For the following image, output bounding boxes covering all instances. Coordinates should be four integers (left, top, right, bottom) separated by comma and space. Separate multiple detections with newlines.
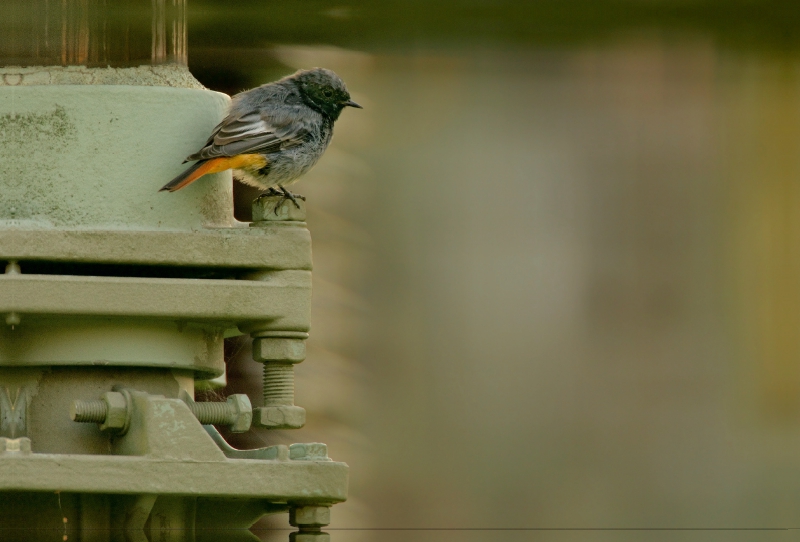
0, 2, 347, 540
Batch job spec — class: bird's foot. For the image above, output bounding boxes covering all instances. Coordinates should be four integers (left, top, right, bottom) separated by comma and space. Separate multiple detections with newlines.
276, 186, 306, 212
256, 187, 282, 201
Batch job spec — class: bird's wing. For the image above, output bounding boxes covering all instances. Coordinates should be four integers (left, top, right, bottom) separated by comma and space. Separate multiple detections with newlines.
186, 109, 309, 162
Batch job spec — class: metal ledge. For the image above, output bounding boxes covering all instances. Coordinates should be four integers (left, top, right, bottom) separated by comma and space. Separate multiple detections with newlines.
0, 452, 348, 502
0, 227, 311, 270
0, 271, 311, 330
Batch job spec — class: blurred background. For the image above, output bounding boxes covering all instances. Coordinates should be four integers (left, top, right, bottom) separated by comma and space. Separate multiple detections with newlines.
188, 1, 800, 540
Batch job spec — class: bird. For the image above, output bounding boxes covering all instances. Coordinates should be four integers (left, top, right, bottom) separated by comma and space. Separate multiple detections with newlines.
160, 67, 361, 208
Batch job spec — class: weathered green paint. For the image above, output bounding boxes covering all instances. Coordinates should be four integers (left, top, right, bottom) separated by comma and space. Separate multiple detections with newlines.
254, 404, 307, 429
0, 384, 347, 536
0, 227, 312, 269
0, 322, 224, 376
27, 368, 192, 454
0, 66, 340, 539
0, 270, 311, 326
204, 424, 289, 460
0, 66, 203, 87
0, 448, 348, 500
253, 336, 308, 362
0, 85, 230, 230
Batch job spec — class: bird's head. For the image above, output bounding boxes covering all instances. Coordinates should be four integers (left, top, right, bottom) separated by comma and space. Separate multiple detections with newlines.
291, 67, 362, 120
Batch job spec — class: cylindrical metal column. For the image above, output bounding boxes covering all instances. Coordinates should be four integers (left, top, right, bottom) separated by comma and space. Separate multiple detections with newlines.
0, 3, 345, 538
0, 0, 186, 67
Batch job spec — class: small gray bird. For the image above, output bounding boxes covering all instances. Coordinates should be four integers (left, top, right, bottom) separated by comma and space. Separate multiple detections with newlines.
160, 67, 361, 206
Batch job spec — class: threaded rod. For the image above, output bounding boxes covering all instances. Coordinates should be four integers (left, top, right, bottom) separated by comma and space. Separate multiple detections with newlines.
188, 401, 236, 425
71, 399, 108, 423
263, 363, 295, 405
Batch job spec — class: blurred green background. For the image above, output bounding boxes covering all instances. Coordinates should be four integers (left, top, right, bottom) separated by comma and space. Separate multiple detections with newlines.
190, 1, 800, 540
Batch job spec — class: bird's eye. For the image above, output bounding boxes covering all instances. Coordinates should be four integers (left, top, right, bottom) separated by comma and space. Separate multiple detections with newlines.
323, 89, 333, 97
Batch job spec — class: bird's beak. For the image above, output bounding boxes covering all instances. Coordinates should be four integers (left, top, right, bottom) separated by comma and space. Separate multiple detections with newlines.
344, 100, 363, 109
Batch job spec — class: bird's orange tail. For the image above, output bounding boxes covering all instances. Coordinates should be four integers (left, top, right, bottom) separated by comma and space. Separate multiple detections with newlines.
159, 154, 268, 192
160, 158, 227, 192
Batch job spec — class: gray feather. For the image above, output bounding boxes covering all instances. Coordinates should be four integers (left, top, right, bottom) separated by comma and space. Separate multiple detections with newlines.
181, 68, 354, 190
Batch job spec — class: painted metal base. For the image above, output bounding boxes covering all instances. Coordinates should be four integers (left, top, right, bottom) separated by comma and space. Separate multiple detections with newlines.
0, 442, 347, 500
0, 387, 345, 540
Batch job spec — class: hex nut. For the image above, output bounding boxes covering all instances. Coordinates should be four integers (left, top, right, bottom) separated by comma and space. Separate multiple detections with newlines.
226, 394, 253, 433
252, 338, 306, 363
289, 443, 329, 461
99, 391, 129, 433
289, 532, 329, 542
0, 437, 31, 454
253, 405, 305, 429
290, 505, 331, 527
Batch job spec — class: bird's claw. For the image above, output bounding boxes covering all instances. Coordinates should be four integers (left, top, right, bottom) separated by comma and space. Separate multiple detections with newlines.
276, 187, 305, 213
256, 187, 282, 201
255, 187, 305, 213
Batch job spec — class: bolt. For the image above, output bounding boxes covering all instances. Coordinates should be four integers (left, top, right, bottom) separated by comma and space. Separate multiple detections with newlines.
187, 394, 252, 433
252, 335, 307, 363
290, 505, 330, 528
251, 331, 308, 430
256, 360, 304, 428
70, 391, 130, 434
71, 399, 107, 423
289, 531, 329, 542
263, 363, 295, 405
253, 404, 305, 429
290, 505, 331, 542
